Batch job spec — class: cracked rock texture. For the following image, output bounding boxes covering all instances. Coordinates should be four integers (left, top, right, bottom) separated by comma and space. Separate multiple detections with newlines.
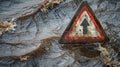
0, 0, 120, 67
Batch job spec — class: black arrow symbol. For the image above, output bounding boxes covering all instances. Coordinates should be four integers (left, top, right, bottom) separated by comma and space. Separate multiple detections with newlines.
80, 19, 89, 34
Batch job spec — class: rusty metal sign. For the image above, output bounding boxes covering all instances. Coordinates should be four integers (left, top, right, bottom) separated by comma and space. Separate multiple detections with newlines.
59, 1, 109, 44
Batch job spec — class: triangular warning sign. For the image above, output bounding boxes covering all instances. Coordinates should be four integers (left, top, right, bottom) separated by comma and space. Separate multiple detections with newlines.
59, 1, 109, 44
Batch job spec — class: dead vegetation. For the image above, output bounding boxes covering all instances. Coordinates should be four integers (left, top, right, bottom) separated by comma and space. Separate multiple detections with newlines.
40, 0, 63, 12
0, 0, 63, 36
97, 44, 112, 67
16, 0, 63, 21
0, 18, 16, 36
63, 42, 119, 67
98, 43, 120, 67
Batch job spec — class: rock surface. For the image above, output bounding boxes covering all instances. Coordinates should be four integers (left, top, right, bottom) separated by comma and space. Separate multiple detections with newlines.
0, 0, 120, 67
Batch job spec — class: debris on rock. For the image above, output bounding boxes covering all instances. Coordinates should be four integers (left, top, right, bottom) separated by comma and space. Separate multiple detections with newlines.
0, 18, 16, 36
40, 0, 63, 12
16, 0, 63, 21
0, 0, 63, 36
97, 44, 111, 66
19, 56, 29, 61
97, 44, 112, 67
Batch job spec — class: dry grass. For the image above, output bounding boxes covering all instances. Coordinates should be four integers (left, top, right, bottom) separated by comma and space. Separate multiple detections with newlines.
0, 19, 16, 36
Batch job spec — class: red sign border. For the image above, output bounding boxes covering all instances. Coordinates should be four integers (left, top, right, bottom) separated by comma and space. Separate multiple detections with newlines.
59, 1, 109, 44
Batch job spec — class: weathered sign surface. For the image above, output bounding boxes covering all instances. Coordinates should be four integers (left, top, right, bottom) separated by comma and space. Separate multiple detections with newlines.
59, 1, 109, 44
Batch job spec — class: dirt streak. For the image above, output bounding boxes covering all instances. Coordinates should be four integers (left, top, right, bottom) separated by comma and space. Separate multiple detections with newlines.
0, 36, 60, 61
16, 0, 63, 21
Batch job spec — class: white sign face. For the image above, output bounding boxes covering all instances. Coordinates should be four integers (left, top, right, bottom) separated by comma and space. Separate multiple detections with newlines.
59, 1, 109, 44
70, 11, 100, 37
